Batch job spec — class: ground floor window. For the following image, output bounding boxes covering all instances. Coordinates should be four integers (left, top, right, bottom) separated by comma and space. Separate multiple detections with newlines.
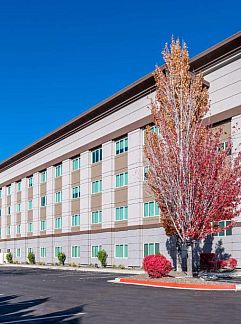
71, 246, 80, 258
115, 244, 128, 258
91, 245, 102, 258
144, 243, 160, 256
40, 247, 47, 258
55, 246, 62, 257
16, 248, 21, 257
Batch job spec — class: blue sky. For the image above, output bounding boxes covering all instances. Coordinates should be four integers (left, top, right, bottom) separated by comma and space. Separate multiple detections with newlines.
0, 0, 240, 161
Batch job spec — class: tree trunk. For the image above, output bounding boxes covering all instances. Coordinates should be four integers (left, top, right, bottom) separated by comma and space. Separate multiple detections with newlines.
176, 235, 182, 272
186, 241, 193, 277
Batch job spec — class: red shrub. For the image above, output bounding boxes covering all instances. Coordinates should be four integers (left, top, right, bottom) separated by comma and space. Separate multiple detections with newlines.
217, 258, 238, 270
200, 253, 216, 270
143, 254, 172, 278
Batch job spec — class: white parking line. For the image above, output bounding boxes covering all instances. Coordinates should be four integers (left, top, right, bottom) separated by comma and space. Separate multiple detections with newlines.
0, 312, 86, 323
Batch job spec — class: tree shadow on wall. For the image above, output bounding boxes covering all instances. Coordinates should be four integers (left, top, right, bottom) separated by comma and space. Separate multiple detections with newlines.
0, 295, 85, 323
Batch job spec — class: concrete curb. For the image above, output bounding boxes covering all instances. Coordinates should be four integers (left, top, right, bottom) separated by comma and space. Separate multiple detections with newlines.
1, 263, 144, 275
114, 277, 241, 291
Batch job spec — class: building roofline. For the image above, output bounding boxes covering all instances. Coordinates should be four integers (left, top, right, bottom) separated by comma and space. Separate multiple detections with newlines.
0, 31, 241, 172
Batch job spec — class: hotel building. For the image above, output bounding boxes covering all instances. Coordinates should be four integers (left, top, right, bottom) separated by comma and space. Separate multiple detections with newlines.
0, 31, 241, 267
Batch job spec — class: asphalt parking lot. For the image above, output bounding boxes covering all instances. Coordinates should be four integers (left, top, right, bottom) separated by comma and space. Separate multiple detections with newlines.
0, 266, 241, 324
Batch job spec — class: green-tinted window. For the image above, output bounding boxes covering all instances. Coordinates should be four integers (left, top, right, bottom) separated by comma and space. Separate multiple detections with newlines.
144, 201, 160, 217
40, 220, 47, 231
71, 246, 80, 258
144, 243, 160, 256
71, 214, 80, 227
16, 224, 21, 234
92, 147, 102, 164
55, 246, 62, 257
115, 206, 128, 221
214, 220, 233, 237
17, 181, 22, 192
28, 222, 33, 233
16, 203, 21, 213
28, 200, 33, 210
16, 248, 21, 257
72, 186, 80, 199
72, 156, 80, 171
0, 188, 2, 198
115, 244, 128, 258
91, 180, 102, 194
115, 137, 128, 155
40, 247, 46, 258
55, 217, 62, 229
7, 185, 11, 196
92, 211, 102, 224
115, 172, 128, 188
55, 164, 62, 177
55, 191, 62, 203
91, 245, 102, 258
40, 170, 47, 183
40, 196, 47, 207
6, 226, 10, 236
28, 176, 33, 188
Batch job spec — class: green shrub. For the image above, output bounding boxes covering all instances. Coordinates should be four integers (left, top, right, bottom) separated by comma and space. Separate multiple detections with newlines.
27, 252, 35, 264
6, 252, 13, 264
112, 264, 117, 269
118, 264, 125, 269
97, 249, 108, 267
57, 252, 66, 266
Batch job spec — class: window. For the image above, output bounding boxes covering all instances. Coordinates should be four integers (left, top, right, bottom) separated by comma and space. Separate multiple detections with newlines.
144, 243, 160, 256
40, 196, 47, 207
115, 137, 128, 155
16, 248, 21, 257
40, 247, 46, 258
0, 188, 2, 198
7, 206, 11, 215
91, 245, 102, 258
0, 208, 1, 216
143, 166, 150, 180
115, 206, 128, 221
115, 244, 128, 258
27, 248, 33, 254
144, 201, 160, 217
16, 203, 21, 213
218, 141, 232, 156
55, 246, 62, 257
71, 214, 80, 227
40, 220, 47, 231
144, 125, 159, 143
6, 226, 10, 236
55, 164, 62, 177
0, 227, 1, 237
17, 181, 22, 192
40, 170, 47, 183
28, 176, 33, 188
28, 222, 33, 233
55, 217, 62, 229
28, 200, 33, 210
91, 180, 102, 194
91, 210, 102, 224
92, 147, 102, 164
115, 172, 128, 188
55, 191, 62, 203
72, 186, 80, 199
16, 224, 21, 234
71, 246, 80, 258
214, 220, 232, 237
72, 156, 80, 171
7, 185, 11, 196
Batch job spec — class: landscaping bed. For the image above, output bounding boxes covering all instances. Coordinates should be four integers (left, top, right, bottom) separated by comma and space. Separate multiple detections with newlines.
121, 270, 238, 286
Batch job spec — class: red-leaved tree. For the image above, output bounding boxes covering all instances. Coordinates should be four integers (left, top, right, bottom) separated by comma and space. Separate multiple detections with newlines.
144, 38, 241, 276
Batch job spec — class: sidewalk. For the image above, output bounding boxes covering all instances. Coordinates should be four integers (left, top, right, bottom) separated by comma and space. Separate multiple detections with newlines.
1, 263, 144, 275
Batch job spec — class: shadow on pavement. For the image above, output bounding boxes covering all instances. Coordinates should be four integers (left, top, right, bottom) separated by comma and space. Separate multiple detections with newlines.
0, 295, 85, 323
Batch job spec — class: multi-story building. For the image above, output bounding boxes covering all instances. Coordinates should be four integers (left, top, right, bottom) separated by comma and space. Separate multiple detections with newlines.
0, 31, 240, 267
